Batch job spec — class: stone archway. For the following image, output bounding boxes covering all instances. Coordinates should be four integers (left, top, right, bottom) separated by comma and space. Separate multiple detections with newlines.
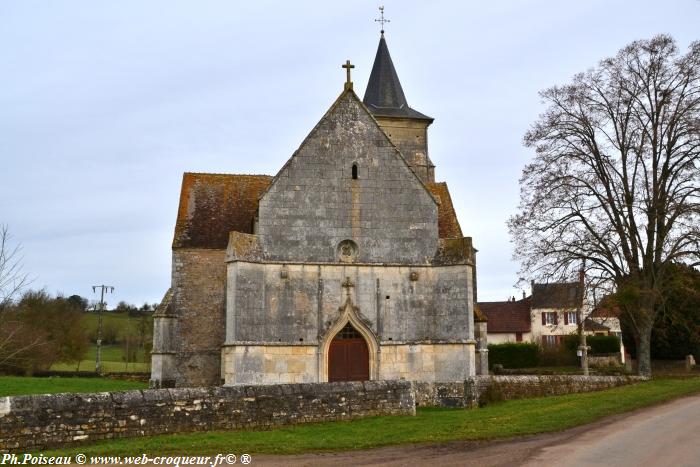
319, 292, 379, 382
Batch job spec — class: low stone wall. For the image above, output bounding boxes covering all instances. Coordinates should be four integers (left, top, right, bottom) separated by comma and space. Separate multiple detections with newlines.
588, 354, 622, 368
411, 381, 467, 407
0, 381, 415, 453
414, 375, 644, 408
466, 375, 645, 406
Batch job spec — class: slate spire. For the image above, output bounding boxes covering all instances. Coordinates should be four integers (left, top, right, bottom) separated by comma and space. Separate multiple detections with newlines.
363, 34, 432, 121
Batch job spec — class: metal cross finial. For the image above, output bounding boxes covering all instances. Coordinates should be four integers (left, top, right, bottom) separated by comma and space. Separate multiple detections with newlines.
342, 60, 355, 90
375, 5, 390, 35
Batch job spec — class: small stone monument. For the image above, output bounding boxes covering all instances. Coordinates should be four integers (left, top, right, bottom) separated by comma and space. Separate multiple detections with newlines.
685, 354, 696, 371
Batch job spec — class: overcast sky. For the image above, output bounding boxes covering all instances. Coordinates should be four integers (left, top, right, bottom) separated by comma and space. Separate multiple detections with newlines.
1, 1, 698, 307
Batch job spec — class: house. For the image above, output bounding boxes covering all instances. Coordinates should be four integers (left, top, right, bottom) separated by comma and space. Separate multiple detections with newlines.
479, 281, 625, 360
479, 282, 585, 345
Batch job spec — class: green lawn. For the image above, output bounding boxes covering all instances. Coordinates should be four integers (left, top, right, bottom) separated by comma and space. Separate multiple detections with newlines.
51, 344, 150, 373
0, 376, 148, 397
43, 377, 700, 456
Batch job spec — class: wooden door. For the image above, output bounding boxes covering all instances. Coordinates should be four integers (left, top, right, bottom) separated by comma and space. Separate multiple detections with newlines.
328, 323, 369, 382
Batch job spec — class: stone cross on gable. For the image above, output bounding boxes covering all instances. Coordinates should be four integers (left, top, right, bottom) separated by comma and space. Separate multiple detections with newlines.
341, 276, 355, 298
342, 60, 354, 90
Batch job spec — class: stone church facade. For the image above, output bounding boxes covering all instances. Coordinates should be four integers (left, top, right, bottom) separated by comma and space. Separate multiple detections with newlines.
151, 33, 480, 388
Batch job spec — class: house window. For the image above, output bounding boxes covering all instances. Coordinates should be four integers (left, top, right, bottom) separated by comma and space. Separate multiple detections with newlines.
352, 163, 358, 179
566, 311, 577, 325
542, 312, 557, 325
542, 335, 557, 347
516, 332, 523, 342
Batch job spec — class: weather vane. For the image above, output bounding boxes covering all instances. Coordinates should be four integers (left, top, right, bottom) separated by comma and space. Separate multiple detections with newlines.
375, 6, 390, 35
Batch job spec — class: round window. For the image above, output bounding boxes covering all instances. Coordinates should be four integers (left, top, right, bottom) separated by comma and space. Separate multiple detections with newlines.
337, 239, 358, 263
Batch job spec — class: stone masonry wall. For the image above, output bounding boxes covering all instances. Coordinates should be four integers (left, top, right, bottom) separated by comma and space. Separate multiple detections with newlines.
257, 91, 439, 264
0, 381, 415, 453
227, 262, 474, 345
413, 375, 645, 408
380, 344, 474, 382
170, 249, 228, 387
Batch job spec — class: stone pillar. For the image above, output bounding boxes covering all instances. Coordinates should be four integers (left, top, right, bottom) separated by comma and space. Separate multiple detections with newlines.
150, 289, 179, 388
686, 354, 696, 371
474, 320, 489, 375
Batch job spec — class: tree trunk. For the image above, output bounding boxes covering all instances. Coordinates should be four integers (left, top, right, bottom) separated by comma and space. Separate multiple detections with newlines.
636, 322, 653, 377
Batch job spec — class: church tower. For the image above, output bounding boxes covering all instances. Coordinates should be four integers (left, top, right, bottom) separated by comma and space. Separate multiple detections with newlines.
363, 32, 436, 183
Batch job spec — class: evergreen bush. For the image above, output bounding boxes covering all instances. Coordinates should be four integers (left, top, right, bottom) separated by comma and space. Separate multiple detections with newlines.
488, 343, 539, 369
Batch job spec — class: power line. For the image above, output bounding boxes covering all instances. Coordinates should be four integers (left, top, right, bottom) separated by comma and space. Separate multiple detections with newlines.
92, 284, 114, 374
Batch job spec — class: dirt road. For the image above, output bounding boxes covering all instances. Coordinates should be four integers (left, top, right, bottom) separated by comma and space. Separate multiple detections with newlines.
252, 394, 700, 467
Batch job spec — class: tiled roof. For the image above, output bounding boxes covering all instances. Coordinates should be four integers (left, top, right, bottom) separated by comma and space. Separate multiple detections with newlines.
584, 318, 611, 332
173, 173, 272, 249
531, 282, 580, 308
425, 182, 463, 238
478, 298, 532, 333
590, 306, 621, 318
473, 304, 488, 322
172, 174, 463, 250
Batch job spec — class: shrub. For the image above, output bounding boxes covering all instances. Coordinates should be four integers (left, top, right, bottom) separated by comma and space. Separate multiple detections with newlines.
587, 335, 621, 355
539, 345, 578, 366
488, 343, 539, 369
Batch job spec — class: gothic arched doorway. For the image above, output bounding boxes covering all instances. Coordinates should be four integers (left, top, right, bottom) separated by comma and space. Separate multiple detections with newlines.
328, 323, 370, 382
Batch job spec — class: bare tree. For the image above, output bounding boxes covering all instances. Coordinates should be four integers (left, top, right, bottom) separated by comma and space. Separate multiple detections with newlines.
509, 35, 700, 376
0, 225, 41, 370
0, 224, 29, 307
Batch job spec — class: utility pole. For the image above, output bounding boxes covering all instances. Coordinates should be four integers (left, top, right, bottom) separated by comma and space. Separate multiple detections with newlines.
577, 261, 590, 376
92, 284, 114, 374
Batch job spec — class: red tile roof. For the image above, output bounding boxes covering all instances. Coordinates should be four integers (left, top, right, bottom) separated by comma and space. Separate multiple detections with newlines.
425, 182, 463, 238
590, 306, 621, 318
173, 173, 272, 249
478, 298, 532, 333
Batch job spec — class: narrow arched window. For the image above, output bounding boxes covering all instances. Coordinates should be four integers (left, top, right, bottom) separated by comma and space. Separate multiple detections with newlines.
352, 163, 358, 179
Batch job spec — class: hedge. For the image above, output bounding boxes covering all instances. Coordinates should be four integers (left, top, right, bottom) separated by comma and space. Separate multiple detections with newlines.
587, 335, 621, 355
488, 343, 539, 369
563, 334, 620, 355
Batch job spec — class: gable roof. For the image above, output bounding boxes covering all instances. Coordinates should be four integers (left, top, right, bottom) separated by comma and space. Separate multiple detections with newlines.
531, 282, 581, 308
584, 318, 612, 332
425, 182, 463, 238
363, 34, 432, 121
479, 298, 532, 333
259, 87, 438, 208
173, 173, 272, 249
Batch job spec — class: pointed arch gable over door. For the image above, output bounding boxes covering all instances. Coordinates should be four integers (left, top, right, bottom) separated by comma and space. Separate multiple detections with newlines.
328, 323, 370, 382
319, 298, 378, 382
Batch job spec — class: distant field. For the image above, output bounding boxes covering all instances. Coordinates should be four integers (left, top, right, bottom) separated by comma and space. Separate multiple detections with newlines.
0, 376, 147, 397
82, 311, 145, 338
48, 311, 151, 373
51, 344, 150, 373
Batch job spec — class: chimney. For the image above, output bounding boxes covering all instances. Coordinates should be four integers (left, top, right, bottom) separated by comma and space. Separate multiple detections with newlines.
522, 291, 526, 300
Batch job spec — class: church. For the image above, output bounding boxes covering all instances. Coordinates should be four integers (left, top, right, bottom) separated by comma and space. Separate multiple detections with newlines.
150, 31, 483, 388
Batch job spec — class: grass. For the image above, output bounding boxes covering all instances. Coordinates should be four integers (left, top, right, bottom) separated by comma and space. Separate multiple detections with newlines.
0, 376, 148, 397
51, 344, 150, 373
43, 377, 700, 456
